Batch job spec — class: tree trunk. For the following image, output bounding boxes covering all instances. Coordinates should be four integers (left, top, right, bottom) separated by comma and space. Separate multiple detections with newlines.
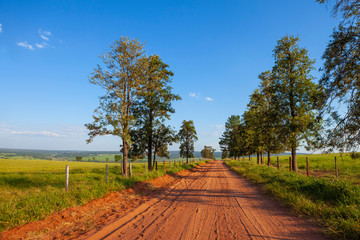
147, 113, 153, 171
147, 134, 153, 171
153, 149, 156, 168
292, 144, 297, 172
248, 154, 251, 162
260, 152, 263, 164
122, 139, 128, 177
267, 151, 271, 166
257, 152, 260, 164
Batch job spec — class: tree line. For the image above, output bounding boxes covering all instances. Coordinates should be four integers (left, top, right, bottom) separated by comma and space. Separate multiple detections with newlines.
85, 37, 198, 177
220, 0, 360, 172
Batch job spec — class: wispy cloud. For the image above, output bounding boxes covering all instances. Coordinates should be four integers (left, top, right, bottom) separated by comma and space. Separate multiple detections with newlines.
40, 35, 49, 41
39, 29, 51, 41
35, 42, 47, 48
18, 29, 53, 50
189, 92, 200, 98
205, 97, 214, 101
12, 131, 60, 137
17, 41, 34, 50
0, 23, 2, 33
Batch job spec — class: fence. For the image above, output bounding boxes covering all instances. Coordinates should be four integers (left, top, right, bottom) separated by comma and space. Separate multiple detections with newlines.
234, 155, 340, 179
63, 158, 205, 192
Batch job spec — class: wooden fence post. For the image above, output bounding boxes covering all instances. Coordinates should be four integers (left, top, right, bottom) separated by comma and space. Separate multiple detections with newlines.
306, 157, 309, 176
335, 156, 338, 179
65, 165, 69, 192
289, 157, 292, 172
106, 164, 108, 183
129, 162, 132, 177
277, 156, 279, 169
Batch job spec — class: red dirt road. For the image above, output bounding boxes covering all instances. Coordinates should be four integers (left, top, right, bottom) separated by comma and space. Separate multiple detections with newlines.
82, 161, 326, 240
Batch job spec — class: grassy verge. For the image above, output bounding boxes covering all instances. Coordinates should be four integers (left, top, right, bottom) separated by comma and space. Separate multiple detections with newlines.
252, 153, 360, 184
0, 159, 206, 232
225, 160, 360, 239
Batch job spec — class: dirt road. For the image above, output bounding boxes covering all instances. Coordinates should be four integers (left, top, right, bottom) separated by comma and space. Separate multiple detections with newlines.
82, 161, 326, 240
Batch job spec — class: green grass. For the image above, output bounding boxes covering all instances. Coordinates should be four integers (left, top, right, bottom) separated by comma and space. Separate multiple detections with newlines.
0, 158, 205, 232
246, 153, 360, 184
225, 159, 360, 239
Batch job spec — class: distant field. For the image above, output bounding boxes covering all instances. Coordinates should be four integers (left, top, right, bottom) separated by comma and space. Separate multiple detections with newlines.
0, 158, 205, 232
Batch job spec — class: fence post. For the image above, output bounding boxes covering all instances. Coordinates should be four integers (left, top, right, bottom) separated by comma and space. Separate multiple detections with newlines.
335, 156, 338, 179
129, 162, 132, 177
106, 164, 108, 183
289, 157, 292, 172
277, 156, 279, 169
306, 157, 309, 176
65, 165, 69, 192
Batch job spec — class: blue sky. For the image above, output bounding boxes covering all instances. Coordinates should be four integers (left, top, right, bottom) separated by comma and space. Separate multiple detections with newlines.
0, 0, 339, 151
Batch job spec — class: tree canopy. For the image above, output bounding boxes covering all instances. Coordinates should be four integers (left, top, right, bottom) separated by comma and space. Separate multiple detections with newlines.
178, 120, 198, 164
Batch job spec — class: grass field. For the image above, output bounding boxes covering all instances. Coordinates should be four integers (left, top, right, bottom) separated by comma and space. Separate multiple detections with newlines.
226, 155, 360, 239
244, 153, 360, 184
0, 158, 205, 232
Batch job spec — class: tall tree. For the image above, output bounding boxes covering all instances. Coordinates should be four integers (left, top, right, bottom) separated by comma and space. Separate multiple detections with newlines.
219, 115, 241, 158
152, 122, 176, 166
272, 35, 321, 171
133, 55, 180, 170
317, 0, 360, 152
244, 89, 266, 162
201, 146, 216, 159
85, 37, 147, 177
258, 71, 286, 165
178, 120, 198, 164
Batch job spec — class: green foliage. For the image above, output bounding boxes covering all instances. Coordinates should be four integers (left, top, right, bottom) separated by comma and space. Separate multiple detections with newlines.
221, 150, 229, 159
114, 155, 122, 163
200, 146, 216, 159
317, 0, 360, 153
178, 120, 198, 163
221, 36, 322, 167
75, 156, 82, 162
85, 36, 148, 177
219, 115, 245, 158
225, 159, 360, 239
272, 35, 322, 171
130, 55, 180, 169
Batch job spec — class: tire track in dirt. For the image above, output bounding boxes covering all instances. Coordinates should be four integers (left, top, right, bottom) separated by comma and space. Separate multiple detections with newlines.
82, 161, 327, 240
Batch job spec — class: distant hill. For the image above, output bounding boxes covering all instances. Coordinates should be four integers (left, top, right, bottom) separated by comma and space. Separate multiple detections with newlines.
0, 148, 222, 161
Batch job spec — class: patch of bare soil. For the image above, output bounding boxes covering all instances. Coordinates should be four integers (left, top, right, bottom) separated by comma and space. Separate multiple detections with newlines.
0, 167, 196, 240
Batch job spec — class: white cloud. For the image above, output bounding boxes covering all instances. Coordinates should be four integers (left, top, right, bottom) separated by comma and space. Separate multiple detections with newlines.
205, 97, 214, 101
17, 41, 34, 50
12, 131, 60, 137
42, 30, 51, 36
189, 92, 200, 98
0, 23, 2, 33
35, 42, 47, 48
40, 35, 49, 41
39, 29, 51, 41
